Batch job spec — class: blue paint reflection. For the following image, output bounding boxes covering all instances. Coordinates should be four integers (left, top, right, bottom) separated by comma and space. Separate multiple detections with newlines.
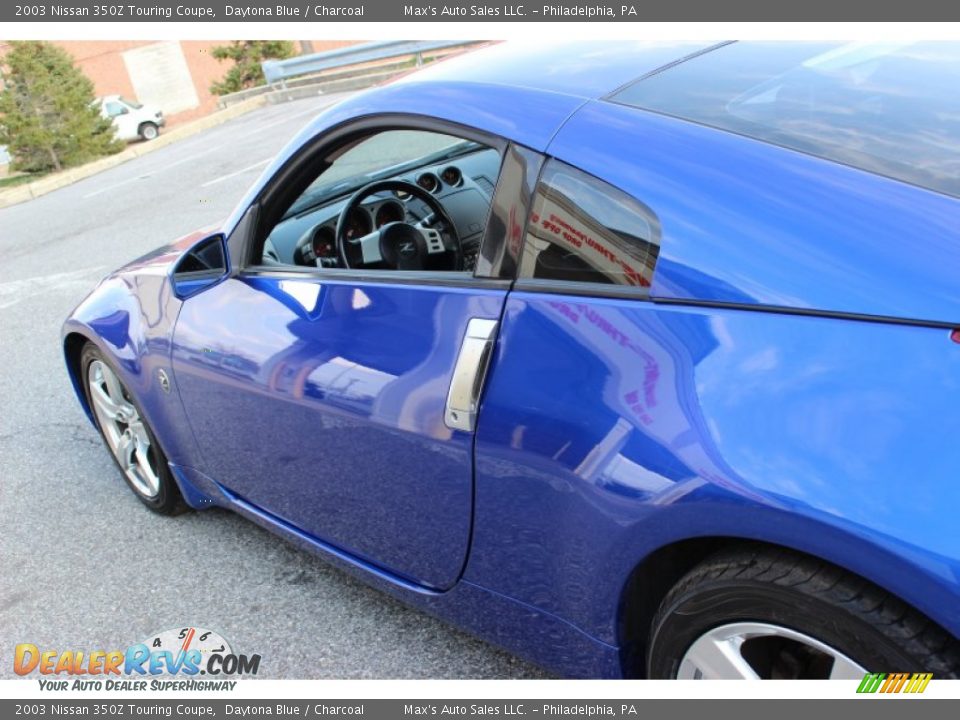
172, 275, 505, 590
472, 293, 960, 643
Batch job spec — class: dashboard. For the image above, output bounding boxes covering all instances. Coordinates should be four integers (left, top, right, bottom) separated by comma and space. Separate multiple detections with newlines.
262, 146, 502, 270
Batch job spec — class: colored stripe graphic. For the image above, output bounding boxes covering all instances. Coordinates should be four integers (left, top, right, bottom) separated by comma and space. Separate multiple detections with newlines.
857, 672, 932, 694
857, 673, 885, 693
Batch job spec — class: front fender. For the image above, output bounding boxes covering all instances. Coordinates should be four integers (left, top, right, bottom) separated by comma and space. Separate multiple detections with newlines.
61, 270, 203, 472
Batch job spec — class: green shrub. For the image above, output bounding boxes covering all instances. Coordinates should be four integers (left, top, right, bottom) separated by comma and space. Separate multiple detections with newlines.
210, 41, 296, 96
0, 41, 122, 173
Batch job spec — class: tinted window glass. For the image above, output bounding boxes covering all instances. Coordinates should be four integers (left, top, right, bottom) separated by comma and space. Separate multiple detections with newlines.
611, 42, 960, 197
519, 160, 660, 288
259, 128, 502, 274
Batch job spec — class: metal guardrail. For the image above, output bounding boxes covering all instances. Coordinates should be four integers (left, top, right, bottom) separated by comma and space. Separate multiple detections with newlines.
261, 40, 482, 86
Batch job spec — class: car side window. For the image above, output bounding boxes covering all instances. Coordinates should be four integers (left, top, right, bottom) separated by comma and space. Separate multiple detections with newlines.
518, 160, 661, 290
104, 101, 126, 117
258, 128, 504, 276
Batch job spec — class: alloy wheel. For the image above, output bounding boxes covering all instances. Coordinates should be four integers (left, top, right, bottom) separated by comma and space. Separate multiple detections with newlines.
87, 359, 161, 498
677, 622, 867, 679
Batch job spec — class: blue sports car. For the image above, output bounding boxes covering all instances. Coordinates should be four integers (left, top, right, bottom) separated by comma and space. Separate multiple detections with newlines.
63, 41, 960, 679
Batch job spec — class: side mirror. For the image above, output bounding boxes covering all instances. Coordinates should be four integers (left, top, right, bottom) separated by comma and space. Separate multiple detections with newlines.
172, 234, 228, 300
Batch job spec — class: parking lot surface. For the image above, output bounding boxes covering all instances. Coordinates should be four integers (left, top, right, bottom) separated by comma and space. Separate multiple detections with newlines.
0, 94, 548, 679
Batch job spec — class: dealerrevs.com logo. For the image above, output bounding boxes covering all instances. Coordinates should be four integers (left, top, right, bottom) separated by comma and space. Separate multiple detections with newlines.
15, 627, 261, 691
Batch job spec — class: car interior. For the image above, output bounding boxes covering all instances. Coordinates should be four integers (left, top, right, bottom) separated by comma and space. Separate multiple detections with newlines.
259, 129, 502, 274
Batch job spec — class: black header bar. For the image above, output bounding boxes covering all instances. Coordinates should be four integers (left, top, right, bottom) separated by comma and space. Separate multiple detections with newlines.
5, 0, 959, 22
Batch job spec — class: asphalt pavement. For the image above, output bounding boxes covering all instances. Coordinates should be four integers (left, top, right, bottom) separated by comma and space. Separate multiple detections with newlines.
0, 94, 548, 679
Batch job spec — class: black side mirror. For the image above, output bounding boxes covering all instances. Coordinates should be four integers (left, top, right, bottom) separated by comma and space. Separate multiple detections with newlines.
172, 234, 228, 299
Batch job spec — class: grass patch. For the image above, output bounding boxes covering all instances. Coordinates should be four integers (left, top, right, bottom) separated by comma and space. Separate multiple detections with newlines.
0, 173, 45, 189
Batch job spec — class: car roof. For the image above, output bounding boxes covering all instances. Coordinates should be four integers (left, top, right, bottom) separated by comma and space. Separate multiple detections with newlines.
284, 42, 721, 161
396, 41, 719, 99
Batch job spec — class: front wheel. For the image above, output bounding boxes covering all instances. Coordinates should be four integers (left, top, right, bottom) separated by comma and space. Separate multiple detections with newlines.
81, 343, 186, 515
647, 546, 960, 679
139, 122, 159, 141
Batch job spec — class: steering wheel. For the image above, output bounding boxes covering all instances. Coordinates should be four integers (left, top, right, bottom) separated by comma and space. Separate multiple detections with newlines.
336, 179, 463, 271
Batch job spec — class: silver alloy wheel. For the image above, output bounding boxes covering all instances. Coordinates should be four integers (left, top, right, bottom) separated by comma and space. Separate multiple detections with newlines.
677, 622, 867, 679
87, 359, 161, 498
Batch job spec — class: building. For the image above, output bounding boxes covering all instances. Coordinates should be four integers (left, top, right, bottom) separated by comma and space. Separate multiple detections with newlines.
0, 40, 357, 172
0, 40, 358, 127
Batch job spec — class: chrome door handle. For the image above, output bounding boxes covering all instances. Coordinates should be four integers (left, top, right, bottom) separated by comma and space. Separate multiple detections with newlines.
444, 318, 499, 432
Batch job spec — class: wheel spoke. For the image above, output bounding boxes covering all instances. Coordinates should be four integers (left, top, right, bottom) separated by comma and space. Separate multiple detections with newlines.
90, 381, 123, 421
87, 359, 161, 500
125, 421, 159, 496
414, 212, 436, 228
354, 230, 383, 265
829, 654, 867, 679
131, 423, 150, 452
134, 447, 160, 496
93, 362, 135, 422
680, 635, 760, 679
678, 622, 867, 680
116, 432, 135, 469
101, 365, 126, 405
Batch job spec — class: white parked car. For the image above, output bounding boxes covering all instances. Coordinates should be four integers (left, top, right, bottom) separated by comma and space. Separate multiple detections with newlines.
96, 95, 165, 142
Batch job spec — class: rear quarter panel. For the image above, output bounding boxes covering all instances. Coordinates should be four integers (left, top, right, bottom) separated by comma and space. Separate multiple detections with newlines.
470, 101, 960, 646
470, 294, 960, 646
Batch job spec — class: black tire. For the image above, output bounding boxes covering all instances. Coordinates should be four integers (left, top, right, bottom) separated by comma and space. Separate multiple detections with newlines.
80, 342, 187, 516
647, 545, 960, 678
139, 122, 159, 141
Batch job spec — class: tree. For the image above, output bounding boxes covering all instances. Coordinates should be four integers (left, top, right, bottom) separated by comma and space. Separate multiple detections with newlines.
0, 41, 122, 174
209, 41, 296, 96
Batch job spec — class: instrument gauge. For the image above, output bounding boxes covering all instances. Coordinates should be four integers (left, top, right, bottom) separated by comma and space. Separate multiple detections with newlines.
440, 166, 463, 187
375, 200, 406, 228
416, 172, 440, 193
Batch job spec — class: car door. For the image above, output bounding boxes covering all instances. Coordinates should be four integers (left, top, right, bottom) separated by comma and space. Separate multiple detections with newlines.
171, 125, 523, 591
104, 100, 136, 141
466, 153, 685, 614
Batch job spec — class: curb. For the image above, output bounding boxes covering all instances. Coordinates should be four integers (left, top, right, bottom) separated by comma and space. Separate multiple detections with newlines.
0, 95, 267, 210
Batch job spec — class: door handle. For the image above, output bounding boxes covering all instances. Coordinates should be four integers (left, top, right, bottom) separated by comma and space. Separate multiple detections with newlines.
444, 318, 499, 432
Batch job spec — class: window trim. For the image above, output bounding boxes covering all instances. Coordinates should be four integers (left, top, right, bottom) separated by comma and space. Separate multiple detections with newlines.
512, 277, 653, 301
515, 157, 662, 298
475, 143, 546, 281
227, 113, 510, 286
240, 265, 513, 291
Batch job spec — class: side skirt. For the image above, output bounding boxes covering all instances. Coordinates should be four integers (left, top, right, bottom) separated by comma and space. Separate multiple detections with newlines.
167, 463, 622, 677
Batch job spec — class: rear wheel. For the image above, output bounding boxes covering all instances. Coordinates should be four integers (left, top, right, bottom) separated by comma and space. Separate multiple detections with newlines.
647, 546, 960, 679
81, 343, 186, 515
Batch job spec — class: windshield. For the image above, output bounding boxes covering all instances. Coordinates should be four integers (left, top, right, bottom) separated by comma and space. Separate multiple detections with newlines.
611, 42, 960, 197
